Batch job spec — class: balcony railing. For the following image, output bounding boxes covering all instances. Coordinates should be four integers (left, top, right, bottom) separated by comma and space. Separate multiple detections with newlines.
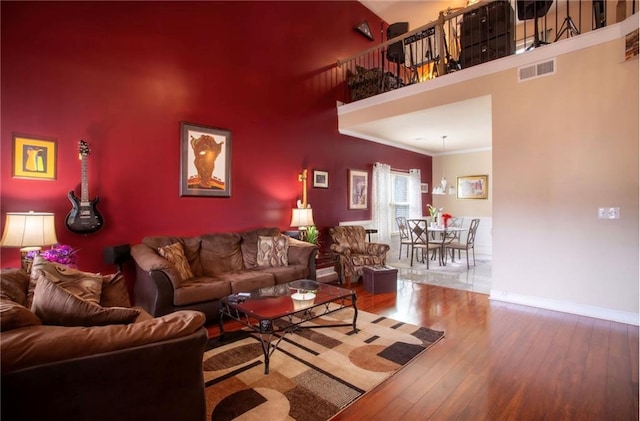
337, 0, 637, 104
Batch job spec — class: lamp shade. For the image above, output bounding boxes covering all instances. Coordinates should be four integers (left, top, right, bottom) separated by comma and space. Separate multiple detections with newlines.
1, 212, 58, 250
290, 208, 315, 227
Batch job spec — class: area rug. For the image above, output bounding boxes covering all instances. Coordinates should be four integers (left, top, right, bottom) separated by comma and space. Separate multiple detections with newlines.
203, 306, 444, 421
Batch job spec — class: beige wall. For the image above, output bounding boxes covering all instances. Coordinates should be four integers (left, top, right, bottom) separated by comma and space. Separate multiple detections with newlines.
431, 150, 492, 217
339, 17, 639, 322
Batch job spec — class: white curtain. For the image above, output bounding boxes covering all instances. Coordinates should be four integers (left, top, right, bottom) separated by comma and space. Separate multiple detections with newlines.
372, 162, 392, 243
408, 169, 422, 218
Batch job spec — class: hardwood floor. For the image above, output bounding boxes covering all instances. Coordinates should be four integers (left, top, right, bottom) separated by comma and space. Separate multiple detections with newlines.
207, 279, 639, 420
330, 280, 639, 420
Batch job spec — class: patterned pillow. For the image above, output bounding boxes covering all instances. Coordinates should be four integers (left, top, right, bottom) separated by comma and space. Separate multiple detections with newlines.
256, 235, 289, 268
158, 242, 194, 281
31, 274, 140, 327
29, 256, 103, 309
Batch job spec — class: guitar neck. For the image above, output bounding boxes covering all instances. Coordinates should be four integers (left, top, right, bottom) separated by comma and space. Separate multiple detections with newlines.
81, 155, 89, 202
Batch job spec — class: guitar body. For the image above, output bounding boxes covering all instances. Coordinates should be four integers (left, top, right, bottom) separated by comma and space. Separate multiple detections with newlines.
65, 191, 104, 234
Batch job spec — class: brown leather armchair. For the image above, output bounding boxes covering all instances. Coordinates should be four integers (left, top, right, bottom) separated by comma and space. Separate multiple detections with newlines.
328, 226, 390, 284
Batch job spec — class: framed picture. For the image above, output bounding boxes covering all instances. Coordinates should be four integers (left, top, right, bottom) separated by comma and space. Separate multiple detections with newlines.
348, 169, 368, 209
421, 183, 429, 193
12, 134, 57, 180
457, 175, 488, 199
180, 122, 231, 197
313, 170, 328, 188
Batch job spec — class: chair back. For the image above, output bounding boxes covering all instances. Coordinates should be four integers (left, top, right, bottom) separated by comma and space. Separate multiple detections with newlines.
465, 219, 480, 246
396, 216, 410, 240
407, 219, 429, 245
448, 217, 464, 241
328, 226, 367, 253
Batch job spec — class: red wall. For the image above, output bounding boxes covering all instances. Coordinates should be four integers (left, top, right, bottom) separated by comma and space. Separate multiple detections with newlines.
1, 1, 432, 273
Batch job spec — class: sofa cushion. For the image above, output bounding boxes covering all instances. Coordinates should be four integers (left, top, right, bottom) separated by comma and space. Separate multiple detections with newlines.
240, 227, 280, 268
256, 264, 309, 285
256, 235, 289, 267
0, 299, 42, 332
158, 242, 195, 281
223, 271, 276, 294
0, 310, 205, 374
32, 274, 140, 327
173, 277, 231, 306
29, 256, 104, 308
200, 233, 244, 275
99, 272, 132, 308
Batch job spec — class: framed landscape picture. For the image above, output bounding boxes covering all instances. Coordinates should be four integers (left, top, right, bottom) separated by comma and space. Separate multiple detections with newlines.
457, 175, 488, 199
12, 134, 57, 180
180, 122, 231, 197
348, 169, 368, 209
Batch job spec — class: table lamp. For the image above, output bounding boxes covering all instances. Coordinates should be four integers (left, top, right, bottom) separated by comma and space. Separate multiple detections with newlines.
0, 211, 58, 272
290, 169, 315, 240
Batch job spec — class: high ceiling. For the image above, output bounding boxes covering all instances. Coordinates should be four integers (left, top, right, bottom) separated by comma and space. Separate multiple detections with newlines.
352, 0, 492, 156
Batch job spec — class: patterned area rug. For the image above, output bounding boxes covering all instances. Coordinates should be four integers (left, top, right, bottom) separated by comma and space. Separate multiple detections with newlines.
203, 307, 444, 421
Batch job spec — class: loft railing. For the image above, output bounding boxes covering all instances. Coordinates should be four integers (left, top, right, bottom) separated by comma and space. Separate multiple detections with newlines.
337, 0, 637, 104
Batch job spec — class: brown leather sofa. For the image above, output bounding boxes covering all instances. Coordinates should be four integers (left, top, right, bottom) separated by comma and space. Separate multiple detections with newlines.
131, 227, 318, 322
0, 267, 208, 421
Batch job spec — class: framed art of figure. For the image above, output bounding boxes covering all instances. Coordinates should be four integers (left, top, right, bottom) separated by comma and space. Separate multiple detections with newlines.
457, 175, 488, 199
348, 169, 368, 209
313, 170, 328, 188
180, 122, 231, 197
12, 134, 57, 180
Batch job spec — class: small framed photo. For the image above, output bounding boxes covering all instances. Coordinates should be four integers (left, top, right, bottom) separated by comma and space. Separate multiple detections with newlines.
180, 122, 231, 197
12, 134, 57, 180
421, 183, 429, 193
348, 169, 368, 209
457, 175, 488, 199
313, 170, 328, 188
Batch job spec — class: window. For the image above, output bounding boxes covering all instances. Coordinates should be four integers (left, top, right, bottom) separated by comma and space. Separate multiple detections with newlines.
391, 172, 410, 232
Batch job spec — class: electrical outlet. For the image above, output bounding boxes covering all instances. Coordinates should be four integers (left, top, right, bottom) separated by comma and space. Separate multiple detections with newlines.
598, 207, 620, 219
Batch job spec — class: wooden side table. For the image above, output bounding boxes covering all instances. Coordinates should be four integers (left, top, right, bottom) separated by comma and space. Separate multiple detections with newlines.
315, 252, 340, 284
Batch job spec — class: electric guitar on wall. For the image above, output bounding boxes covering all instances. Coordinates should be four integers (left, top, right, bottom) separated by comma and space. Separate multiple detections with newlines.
65, 140, 104, 234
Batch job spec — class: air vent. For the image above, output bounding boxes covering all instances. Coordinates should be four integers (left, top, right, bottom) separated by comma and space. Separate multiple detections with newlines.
518, 58, 556, 82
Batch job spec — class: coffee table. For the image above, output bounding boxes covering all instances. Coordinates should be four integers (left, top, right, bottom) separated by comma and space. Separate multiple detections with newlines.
218, 280, 358, 374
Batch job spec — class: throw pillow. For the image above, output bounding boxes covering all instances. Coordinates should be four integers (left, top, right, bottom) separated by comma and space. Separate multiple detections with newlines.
29, 256, 103, 308
99, 272, 132, 308
158, 242, 194, 281
256, 235, 289, 268
31, 274, 140, 327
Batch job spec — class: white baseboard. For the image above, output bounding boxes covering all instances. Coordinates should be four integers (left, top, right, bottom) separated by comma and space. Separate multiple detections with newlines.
490, 290, 639, 326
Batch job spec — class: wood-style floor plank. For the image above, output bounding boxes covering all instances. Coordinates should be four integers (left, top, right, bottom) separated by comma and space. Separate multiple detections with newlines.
327, 280, 639, 421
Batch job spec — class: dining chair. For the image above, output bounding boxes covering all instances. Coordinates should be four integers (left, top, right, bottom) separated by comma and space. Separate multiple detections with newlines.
395, 216, 412, 259
448, 217, 465, 259
407, 219, 442, 269
445, 218, 480, 269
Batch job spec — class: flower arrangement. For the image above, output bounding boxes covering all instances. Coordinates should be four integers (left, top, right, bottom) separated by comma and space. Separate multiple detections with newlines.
26, 243, 78, 267
442, 213, 453, 227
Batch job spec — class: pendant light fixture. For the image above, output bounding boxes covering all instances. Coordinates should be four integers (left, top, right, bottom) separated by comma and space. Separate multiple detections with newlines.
432, 135, 448, 195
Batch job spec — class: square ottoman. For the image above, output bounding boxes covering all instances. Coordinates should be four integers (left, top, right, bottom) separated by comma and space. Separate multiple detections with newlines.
363, 266, 398, 294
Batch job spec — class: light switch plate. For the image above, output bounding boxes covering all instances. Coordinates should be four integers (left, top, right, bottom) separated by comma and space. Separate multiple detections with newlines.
598, 207, 620, 219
